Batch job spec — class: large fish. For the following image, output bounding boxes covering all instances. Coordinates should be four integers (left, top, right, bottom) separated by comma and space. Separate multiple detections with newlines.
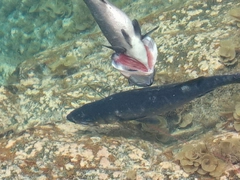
83, 0, 158, 87
67, 73, 240, 125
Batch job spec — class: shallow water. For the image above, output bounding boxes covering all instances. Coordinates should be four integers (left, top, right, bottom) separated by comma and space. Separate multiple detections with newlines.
0, 0, 187, 85
0, 0, 240, 179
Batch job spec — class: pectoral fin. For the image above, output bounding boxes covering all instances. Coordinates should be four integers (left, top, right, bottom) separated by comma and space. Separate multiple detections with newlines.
103, 45, 126, 53
142, 26, 159, 40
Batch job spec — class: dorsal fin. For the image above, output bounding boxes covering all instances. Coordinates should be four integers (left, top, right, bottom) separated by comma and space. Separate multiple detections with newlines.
132, 19, 142, 38
102, 45, 126, 53
141, 26, 159, 39
121, 29, 132, 47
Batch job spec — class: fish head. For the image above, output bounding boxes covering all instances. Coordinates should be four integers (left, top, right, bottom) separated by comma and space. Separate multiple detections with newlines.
67, 109, 95, 125
128, 71, 155, 86
111, 36, 158, 87
67, 107, 116, 125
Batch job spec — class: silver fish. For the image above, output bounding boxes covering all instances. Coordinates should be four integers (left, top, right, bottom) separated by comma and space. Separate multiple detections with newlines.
83, 0, 158, 86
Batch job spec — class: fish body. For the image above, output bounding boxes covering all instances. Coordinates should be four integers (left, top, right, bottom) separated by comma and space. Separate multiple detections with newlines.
67, 73, 240, 125
83, 0, 158, 86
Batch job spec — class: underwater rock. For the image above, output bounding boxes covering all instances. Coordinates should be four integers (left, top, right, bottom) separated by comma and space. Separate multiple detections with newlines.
200, 154, 218, 172
218, 12, 240, 66
233, 102, 240, 120
229, 8, 240, 21
178, 113, 193, 128
218, 34, 240, 66
218, 39, 236, 65
220, 101, 240, 132
182, 165, 198, 174
48, 53, 77, 73
176, 143, 206, 174
233, 121, 240, 131
176, 142, 226, 178
217, 138, 240, 164
176, 135, 240, 178
197, 168, 207, 175
231, 102, 240, 131
209, 160, 226, 178
140, 116, 171, 143
0, 0, 95, 63
229, 7, 240, 27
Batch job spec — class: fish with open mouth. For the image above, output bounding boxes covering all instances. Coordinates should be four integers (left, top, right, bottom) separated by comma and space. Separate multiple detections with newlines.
67, 73, 240, 125
83, 0, 158, 87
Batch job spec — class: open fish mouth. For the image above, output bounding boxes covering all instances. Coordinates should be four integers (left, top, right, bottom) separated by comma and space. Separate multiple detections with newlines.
83, 0, 158, 86
111, 36, 158, 86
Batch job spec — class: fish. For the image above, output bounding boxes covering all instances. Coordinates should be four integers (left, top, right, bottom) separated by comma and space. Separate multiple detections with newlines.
67, 73, 240, 125
83, 0, 158, 87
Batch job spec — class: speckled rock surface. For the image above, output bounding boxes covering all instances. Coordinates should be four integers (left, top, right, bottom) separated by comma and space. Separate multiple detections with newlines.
1, 0, 240, 179
0, 123, 190, 179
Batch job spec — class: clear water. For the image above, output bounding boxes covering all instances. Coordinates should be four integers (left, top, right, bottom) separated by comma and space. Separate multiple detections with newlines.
0, 0, 185, 85
1, 0, 239, 146
1, 0, 239, 141
0, 0, 240, 179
